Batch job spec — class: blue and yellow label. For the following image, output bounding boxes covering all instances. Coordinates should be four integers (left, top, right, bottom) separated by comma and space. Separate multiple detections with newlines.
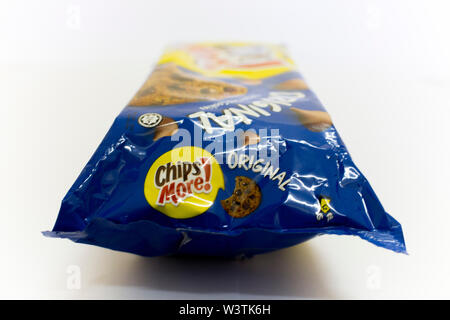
144, 146, 224, 219
158, 42, 296, 79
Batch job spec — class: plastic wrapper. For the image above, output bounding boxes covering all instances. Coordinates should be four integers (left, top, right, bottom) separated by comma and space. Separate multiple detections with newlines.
44, 43, 406, 257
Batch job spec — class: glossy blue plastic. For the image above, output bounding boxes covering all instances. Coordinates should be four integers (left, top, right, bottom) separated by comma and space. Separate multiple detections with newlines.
44, 46, 406, 257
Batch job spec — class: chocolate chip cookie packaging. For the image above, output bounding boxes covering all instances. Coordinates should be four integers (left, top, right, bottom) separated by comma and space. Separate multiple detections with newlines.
45, 43, 406, 256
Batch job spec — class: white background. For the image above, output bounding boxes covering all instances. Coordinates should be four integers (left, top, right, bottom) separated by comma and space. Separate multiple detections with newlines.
1, 0, 449, 299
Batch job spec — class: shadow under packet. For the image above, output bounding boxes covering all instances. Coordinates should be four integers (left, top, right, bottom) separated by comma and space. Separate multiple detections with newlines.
44, 42, 406, 257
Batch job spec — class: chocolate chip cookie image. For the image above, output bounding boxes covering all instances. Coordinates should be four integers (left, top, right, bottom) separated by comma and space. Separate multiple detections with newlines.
128, 63, 248, 107
153, 116, 179, 141
290, 107, 333, 132
273, 78, 308, 91
221, 176, 262, 218
242, 130, 260, 146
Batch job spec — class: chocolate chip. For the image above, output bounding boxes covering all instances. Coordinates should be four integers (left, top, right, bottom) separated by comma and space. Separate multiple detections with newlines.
171, 74, 190, 82
224, 87, 236, 93
140, 86, 156, 96
167, 84, 185, 91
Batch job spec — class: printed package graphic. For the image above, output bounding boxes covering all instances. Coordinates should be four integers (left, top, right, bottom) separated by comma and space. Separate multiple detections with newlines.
45, 43, 406, 257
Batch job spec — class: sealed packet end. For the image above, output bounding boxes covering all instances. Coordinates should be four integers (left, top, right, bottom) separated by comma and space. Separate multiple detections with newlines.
45, 42, 405, 257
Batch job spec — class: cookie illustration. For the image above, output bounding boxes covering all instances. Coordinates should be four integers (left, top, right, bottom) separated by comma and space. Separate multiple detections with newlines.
273, 78, 308, 91
221, 176, 261, 218
242, 130, 260, 146
239, 79, 263, 86
153, 116, 179, 141
290, 107, 332, 132
128, 63, 247, 107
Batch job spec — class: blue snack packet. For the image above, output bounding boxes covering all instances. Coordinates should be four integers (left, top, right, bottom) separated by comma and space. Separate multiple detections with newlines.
44, 43, 406, 257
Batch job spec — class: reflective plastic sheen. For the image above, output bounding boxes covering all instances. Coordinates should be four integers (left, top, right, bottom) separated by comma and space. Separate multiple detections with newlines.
44, 43, 406, 257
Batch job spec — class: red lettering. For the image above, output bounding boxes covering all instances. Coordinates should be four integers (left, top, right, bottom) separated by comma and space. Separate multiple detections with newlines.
176, 183, 186, 198
194, 177, 204, 191
186, 180, 194, 194
157, 182, 177, 205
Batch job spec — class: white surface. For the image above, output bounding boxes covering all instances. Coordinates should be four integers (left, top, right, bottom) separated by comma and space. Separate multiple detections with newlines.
1, 0, 450, 299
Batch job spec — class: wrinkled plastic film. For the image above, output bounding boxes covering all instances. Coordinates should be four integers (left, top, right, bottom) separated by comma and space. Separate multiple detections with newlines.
45, 43, 406, 257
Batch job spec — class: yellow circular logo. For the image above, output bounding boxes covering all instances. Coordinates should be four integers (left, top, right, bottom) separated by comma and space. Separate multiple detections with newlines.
144, 146, 224, 219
